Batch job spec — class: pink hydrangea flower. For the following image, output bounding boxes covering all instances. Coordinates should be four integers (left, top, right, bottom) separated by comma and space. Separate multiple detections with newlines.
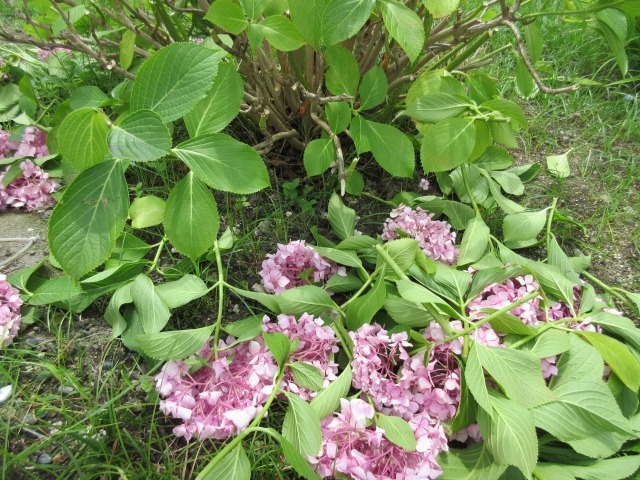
381, 205, 458, 265
310, 398, 448, 479
38, 47, 73, 62
0, 274, 22, 346
451, 423, 482, 444
419, 178, 430, 191
262, 313, 339, 400
467, 275, 542, 325
259, 240, 346, 294
541, 356, 558, 379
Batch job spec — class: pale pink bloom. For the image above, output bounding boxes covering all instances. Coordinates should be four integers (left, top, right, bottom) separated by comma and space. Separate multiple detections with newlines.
0, 274, 22, 346
467, 275, 542, 325
541, 356, 558, 379
419, 178, 430, 191
381, 205, 458, 265
260, 240, 346, 294
451, 423, 482, 444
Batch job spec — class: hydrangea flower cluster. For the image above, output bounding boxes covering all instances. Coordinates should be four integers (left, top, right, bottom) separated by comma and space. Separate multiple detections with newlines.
0, 274, 22, 346
259, 240, 346, 294
0, 128, 59, 211
381, 205, 458, 265
37, 47, 73, 62
155, 313, 338, 440
467, 274, 542, 325
311, 398, 448, 480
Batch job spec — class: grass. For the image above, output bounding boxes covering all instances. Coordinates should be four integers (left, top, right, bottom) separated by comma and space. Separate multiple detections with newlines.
1, 7, 640, 480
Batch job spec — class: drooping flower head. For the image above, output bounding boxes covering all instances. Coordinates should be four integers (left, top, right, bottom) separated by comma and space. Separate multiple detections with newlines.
260, 240, 346, 294
311, 398, 448, 480
381, 205, 458, 265
467, 275, 542, 325
262, 313, 339, 400
0, 274, 22, 346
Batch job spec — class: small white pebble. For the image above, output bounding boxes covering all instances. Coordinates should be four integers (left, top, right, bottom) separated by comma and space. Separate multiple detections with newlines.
0, 385, 13, 405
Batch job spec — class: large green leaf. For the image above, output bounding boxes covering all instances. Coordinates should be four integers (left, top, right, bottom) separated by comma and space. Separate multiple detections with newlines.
137, 325, 214, 360
421, 118, 476, 172
535, 456, 640, 480
131, 43, 220, 122
303, 138, 335, 176
260, 15, 306, 51
173, 134, 269, 194
289, 0, 327, 48
328, 192, 356, 240
198, 445, 250, 480
275, 285, 338, 316
503, 209, 548, 243
376, 413, 417, 451
359, 66, 388, 111
204, 0, 248, 34
406, 93, 471, 123
108, 110, 171, 162
325, 45, 360, 97
155, 274, 209, 309
345, 273, 386, 329
580, 331, 640, 392
478, 394, 538, 478
129, 195, 165, 229
475, 343, 556, 408
465, 342, 494, 417
351, 118, 414, 177
239, 0, 267, 21
532, 379, 634, 441
589, 311, 640, 352
457, 215, 490, 265
184, 62, 244, 137
131, 274, 171, 334
423, 0, 461, 17
322, 0, 375, 46
163, 172, 219, 262
379, 0, 425, 63
49, 159, 128, 279
552, 334, 604, 388
279, 436, 322, 480
325, 102, 351, 134
440, 443, 507, 480
311, 365, 352, 419
57, 108, 109, 174
282, 392, 322, 456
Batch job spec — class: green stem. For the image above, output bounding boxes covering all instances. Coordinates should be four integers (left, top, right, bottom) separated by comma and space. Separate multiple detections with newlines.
146, 237, 166, 275
374, 244, 456, 336
581, 271, 636, 311
544, 197, 558, 248
212, 241, 226, 360
362, 191, 397, 208
340, 269, 379, 310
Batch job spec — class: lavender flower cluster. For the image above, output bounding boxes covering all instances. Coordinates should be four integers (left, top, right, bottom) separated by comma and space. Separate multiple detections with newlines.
0, 128, 59, 211
0, 274, 22, 346
259, 240, 346, 294
154, 313, 339, 441
381, 205, 458, 265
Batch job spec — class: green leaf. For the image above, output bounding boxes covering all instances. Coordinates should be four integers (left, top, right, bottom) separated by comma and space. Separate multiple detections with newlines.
49, 159, 128, 279
457, 216, 490, 265
325, 272, 363, 293
359, 66, 388, 111
580, 331, 640, 392
311, 365, 352, 419
381, 239, 420, 277
173, 134, 269, 194
279, 435, 322, 480
487, 310, 538, 336
325, 45, 359, 97
532, 379, 634, 441
466, 342, 494, 417
129, 195, 165, 229
355, 119, 414, 177
423, 0, 460, 17
184, 62, 243, 137
490, 170, 524, 195
137, 325, 214, 360
552, 334, 605, 388
440, 443, 507, 480
312, 247, 362, 269
376, 413, 417, 451
282, 392, 322, 456
131, 274, 171, 333
263, 332, 290, 366
547, 150, 571, 178
69, 86, 109, 110
28, 275, 84, 306
260, 15, 305, 51
108, 110, 171, 162
104, 284, 133, 338
475, 343, 556, 408
131, 43, 220, 123
7, 260, 44, 293
223, 315, 264, 345
205, 0, 248, 34
325, 102, 351, 134
442, 200, 475, 230
239, 0, 267, 21
379, 0, 425, 62
473, 146, 513, 171
547, 234, 582, 283
412, 262, 471, 304
596, 11, 628, 76
163, 172, 219, 262
421, 118, 476, 172
345, 273, 386, 330
57, 108, 109, 174
481, 99, 527, 131
328, 192, 356, 240
406, 93, 470, 123
479, 168, 525, 214
530, 329, 571, 359
384, 297, 432, 327
276, 285, 338, 316
588, 311, 640, 352
535, 456, 640, 480
523, 23, 543, 64
198, 445, 250, 480
528, 261, 576, 306
515, 57, 535, 98
478, 394, 538, 478
155, 274, 208, 309
396, 279, 447, 305
119, 30, 136, 71
304, 138, 335, 177
322, 0, 375, 46
289, 362, 324, 391
229, 286, 281, 313
503, 209, 548, 243
289, 0, 327, 48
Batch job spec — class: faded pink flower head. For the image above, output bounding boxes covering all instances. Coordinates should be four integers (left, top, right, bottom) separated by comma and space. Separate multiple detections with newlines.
0, 274, 22, 346
467, 275, 542, 325
381, 205, 458, 265
259, 240, 346, 294
419, 178, 430, 191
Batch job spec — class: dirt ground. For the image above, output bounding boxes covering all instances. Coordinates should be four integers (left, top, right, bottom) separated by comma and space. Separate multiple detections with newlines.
0, 211, 49, 275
